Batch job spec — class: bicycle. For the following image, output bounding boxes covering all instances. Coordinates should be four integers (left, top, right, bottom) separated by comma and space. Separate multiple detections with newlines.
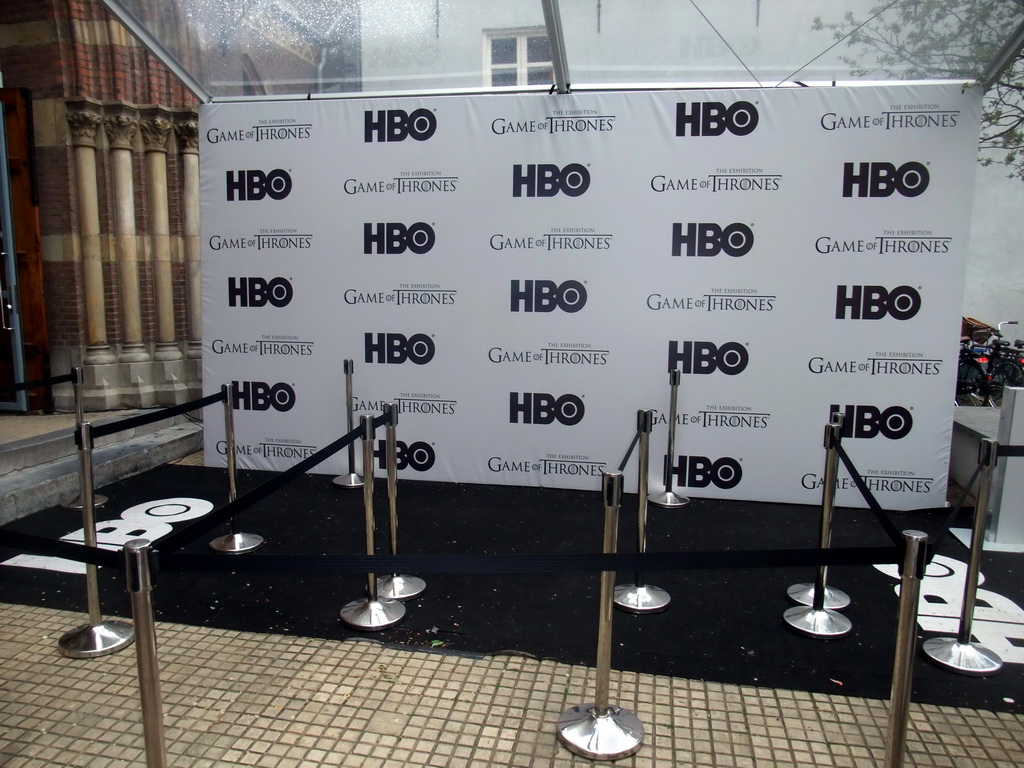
955, 320, 1024, 406
987, 321, 1024, 405
956, 336, 996, 406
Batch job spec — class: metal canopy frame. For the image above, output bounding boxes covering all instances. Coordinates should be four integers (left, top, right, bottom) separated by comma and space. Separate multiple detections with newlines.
540, 0, 570, 95
96, 1, 1024, 103
981, 17, 1024, 89
99, 0, 213, 102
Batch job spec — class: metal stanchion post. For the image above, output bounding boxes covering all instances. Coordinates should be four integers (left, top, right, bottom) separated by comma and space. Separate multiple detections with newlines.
787, 418, 851, 612
885, 529, 928, 768
124, 539, 169, 768
614, 409, 670, 614
649, 369, 690, 509
339, 414, 406, 630
783, 421, 853, 638
210, 384, 265, 553
65, 366, 107, 510
58, 421, 135, 657
922, 438, 1004, 675
558, 471, 644, 760
377, 403, 426, 601
332, 359, 364, 489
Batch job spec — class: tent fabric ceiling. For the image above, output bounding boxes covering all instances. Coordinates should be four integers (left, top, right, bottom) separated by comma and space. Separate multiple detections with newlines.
99, 0, 1024, 102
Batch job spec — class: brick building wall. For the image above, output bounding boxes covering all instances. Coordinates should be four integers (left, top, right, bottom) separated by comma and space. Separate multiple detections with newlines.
2, 0, 332, 409
1, 0, 201, 409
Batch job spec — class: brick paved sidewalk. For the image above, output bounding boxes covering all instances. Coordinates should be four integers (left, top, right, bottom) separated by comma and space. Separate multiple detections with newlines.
2, 602, 1023, 767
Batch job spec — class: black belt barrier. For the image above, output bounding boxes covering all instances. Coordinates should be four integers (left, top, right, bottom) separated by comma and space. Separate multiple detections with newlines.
156, 412, 391, 553
928, 441, 1022, 559
0, 529, 121, 569
0, 372, 75, 395
0, 524, 898, 578
83, 390, 226, 444
157, 545, 900, 576
18, 410, 1009, 587
833, 441, 906, 547
617, 430, 642, 473
928, 461, 984, 561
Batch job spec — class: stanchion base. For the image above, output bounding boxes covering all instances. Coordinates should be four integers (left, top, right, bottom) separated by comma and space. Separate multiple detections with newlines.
209, 532, 265, 554
922, 637, 1004, 676
786, 582, 851, 611
613, 583, 671, 614
377, 574, 426, 601
331, 473, 364, 489
557, 703, 644, 760
65, 494, 108, 510
339, 598, 406, 631
647, 490, 690, 509
58, 619, 134, 658
783, 605, 852, 639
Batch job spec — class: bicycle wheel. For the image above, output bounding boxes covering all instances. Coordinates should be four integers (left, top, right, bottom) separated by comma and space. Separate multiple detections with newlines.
956, 359, 991, 406
990, 360, 1024, 405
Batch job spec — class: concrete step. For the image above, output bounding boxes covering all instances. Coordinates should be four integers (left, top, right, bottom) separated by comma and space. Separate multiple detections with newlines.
0, 411, 203, 524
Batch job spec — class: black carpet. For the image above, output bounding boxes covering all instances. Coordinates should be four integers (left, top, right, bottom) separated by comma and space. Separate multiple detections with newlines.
1, 463, 1021, 715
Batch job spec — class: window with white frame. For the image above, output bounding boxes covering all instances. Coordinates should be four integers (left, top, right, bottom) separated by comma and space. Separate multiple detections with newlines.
486, 30, 552, 87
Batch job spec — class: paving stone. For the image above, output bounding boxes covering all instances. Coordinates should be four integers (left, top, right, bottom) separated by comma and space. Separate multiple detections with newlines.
1, 601, 1023, 767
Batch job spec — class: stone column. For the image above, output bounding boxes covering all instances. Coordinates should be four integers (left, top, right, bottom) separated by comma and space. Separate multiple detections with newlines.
103, 103, 150, 364
66, 100, 115, 366
174, 114, 202, 361
139, 108, 182, 364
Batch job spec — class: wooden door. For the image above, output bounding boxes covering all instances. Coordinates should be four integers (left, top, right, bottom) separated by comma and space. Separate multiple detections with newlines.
1, 88, 49, 411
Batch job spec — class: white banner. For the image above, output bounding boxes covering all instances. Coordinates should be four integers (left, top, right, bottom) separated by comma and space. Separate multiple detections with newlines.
200, 83, 983, 510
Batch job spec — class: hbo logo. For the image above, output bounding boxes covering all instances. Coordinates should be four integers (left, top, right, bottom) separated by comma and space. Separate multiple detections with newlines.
672, 222, 753, 257
510, 280, 587, 313
374, 440, 436, 471
512, 163, 590, 198
831, 405, 913, 439
364, 222, 435, 255
835, 285, 921, 320
364, 109, 437, 142
66, 499, 216, 565
676, 101, 759, 137
510, 393, 585, 425
671, 455, 743, 489
668, 341, 749, 375
364, 333, 435, 365
842, 161, 929, 198
228, 277, 293, 308
231, 381, 296, 412
226, 170, 292, 201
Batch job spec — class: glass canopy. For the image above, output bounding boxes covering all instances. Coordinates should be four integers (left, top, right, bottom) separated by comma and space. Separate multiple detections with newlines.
100, 0, 1024, 102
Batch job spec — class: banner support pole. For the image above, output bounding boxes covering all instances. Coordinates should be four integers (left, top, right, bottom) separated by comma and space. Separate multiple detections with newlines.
884, 529, 928, 768
65, 366, 107, 510
557, 470, 644, 760
784, 420, 852, 638
339, 414, 405, 630
210, 384, 264, 553
124, 539, 169, 768
332, 359, 363, 489
58, 421, 135, 658
922, 438, 1003, 675
788, 415, 852, 611
377, 402, 425, 601
614, 409, 670, 614
649, 369, 690, 509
